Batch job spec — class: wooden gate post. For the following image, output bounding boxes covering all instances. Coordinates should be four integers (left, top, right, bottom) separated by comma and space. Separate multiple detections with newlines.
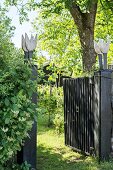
94, 70, 112, 159
17, 34, 37, 169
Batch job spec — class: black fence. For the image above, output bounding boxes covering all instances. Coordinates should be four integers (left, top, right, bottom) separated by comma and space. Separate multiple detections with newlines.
63, 70, 113, 159
63, 77, 94, 154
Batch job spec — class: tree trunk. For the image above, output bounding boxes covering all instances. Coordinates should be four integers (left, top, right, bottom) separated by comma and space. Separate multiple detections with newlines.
79, 23, 96, 71
69, 1, 98, 71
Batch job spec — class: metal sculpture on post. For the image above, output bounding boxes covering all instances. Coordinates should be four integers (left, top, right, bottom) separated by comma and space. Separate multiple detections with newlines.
22, 33, 37, 61
94, 38, 110, 70
17, 33, 37, 169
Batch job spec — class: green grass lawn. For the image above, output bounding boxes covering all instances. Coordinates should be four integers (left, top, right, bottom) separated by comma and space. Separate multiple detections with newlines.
37, 116, 113, 170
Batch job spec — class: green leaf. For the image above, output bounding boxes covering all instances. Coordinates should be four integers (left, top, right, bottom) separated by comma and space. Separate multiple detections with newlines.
4, 98, 10, 106
5, 118, 10, 124
27, 108, 33, 113
12, 104, 19, 112
11, 97, 17, 103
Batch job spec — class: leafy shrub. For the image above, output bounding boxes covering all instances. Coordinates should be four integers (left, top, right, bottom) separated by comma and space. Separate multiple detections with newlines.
38, 85, 57, 126
53, 114, 64, 134
53, 87, 64, 134
0, 161, 31, 170
38, 85, 64, 130
0, 52, 37, 167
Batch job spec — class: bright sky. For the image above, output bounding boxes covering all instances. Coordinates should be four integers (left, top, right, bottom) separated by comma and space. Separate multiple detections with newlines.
1, 0, 50, 59
1, 0, 40, 48
7, 6, 38, 48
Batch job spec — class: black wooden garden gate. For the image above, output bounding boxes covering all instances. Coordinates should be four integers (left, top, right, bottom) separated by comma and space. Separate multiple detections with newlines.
63, 70, 113, 159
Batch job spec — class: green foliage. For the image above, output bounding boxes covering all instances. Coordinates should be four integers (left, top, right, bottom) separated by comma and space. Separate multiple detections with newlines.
94, 1, 113, 63
53, 87, 64, 134
28, 0, 97, 15
0, 55, 37, 167
0, 10, 37, 168
33, 0, 113, 74
38, 85, 57, 126
53, 114, 64, 134
3, 0, 113, 71
0, 6, 15, 36
95, 1, 113, 39
38, 85, 63, 129
19, 161, 31, 170
0, 161, 31, 170
34, 9, 82, 77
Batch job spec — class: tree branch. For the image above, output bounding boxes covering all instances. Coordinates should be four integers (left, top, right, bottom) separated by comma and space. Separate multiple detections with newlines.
69, 1, 98, 31
69, 3, 83, 30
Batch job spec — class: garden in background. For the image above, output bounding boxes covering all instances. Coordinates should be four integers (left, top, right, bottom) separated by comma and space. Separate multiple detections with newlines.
1, 0, 113, 169
37, 85, 113, 170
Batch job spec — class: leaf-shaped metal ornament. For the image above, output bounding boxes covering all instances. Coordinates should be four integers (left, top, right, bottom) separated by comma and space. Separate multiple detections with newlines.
22, 33, 37, 52
103, 40, 110, 54
29, 34, 37, 51
94, 41, 102, 54
21, 35, 28, 52
94, 40, 103, 69
98, 38, 110, 54
25, 33, 31, 51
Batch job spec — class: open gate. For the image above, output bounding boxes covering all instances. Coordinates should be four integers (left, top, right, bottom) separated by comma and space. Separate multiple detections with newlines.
63, 70, 113, 159
63, 77, 94, 155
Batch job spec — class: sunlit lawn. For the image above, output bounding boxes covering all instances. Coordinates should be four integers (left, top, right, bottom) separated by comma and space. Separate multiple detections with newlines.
37, 115, 113, 170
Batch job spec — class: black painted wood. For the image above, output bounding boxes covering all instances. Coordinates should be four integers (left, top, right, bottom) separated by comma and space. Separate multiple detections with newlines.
63, 70, 112, 159
63, 77, 95, 155
99, 70, 112, 159
93, 71, 100, 157
17, 65, 37, 169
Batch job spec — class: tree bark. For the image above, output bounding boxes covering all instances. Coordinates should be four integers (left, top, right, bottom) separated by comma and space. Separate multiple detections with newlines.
69, 1, 98, 71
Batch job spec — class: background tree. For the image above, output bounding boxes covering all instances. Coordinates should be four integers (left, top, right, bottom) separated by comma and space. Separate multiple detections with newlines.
3, 0, 113, 71
34, 10, 82, 78
4, 0, 98, 71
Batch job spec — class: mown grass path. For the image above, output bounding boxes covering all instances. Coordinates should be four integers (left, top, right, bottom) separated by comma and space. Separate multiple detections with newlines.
37, 118, 113, 170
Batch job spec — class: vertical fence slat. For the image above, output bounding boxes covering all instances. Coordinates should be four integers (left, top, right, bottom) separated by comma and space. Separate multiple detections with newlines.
72, 79, 75, 148
99, 71, 112, 159
87, 78, 89, 152
64, 79, 66, 145
75, 79, 78, 149
77, 78, 80, 150
63, 70, 112, 159
63, 77, 95, 155
67, 79, 70, 146
83, 79, 85, 152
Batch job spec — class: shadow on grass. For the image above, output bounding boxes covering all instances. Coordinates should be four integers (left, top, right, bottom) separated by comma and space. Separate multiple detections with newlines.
37, 144, 98, 170
37, 117, 113, 170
